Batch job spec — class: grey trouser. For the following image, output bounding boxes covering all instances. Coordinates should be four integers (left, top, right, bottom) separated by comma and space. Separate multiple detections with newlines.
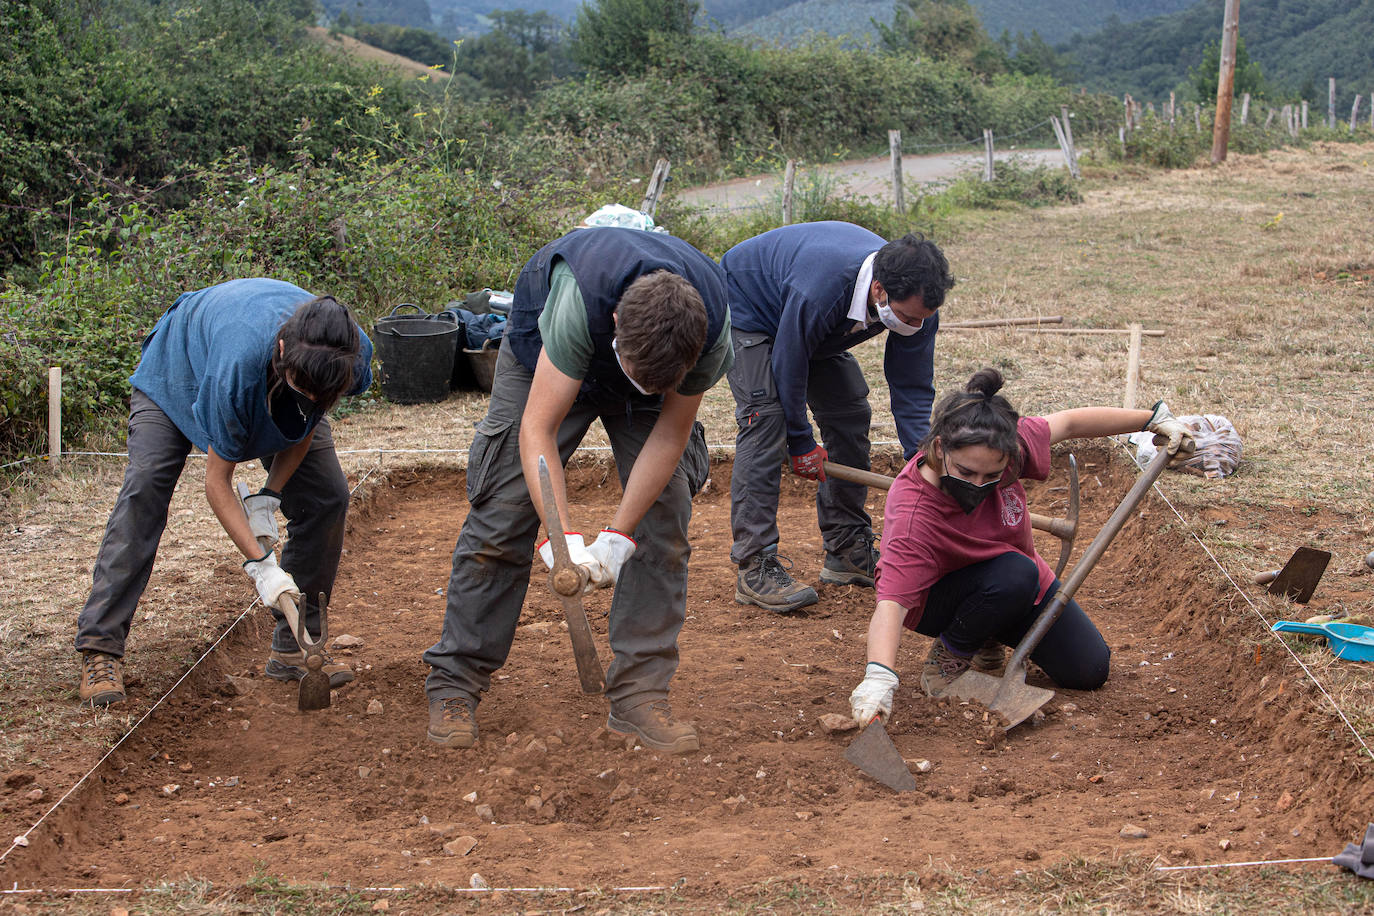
74, 389, 350, 657
727, 328, 873, 565
423, 345, 697, 710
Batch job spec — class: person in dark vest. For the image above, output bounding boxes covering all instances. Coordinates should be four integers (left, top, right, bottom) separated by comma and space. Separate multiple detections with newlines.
74, 279, 373, 706
722, 222, 954, 613
423, 227, 732, 754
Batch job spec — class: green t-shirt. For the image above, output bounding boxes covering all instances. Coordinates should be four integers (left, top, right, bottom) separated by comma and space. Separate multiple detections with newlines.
537, 260, 733, 396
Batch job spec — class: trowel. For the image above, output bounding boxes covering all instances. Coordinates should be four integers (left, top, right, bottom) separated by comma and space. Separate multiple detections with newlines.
844, 720, 917, 792
1252, 546, 1332, 604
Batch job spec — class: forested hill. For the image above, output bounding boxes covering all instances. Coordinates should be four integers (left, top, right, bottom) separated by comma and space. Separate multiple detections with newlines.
1059, 0, 1374, 104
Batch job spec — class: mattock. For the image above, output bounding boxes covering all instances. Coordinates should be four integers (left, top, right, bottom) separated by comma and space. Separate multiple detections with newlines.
821, 456, 1080, 576
237, 482, 332, 711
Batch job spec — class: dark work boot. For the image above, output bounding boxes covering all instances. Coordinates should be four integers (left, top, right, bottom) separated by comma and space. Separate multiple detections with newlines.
427, 696, 478, 748
820, 532, 879, 587
735, 549, 818, 613
265, 649, 355, 688
607, 699, 699, 754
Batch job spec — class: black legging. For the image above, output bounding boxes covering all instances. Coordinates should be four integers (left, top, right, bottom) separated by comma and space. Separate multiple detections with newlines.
915, 552, 1110, 690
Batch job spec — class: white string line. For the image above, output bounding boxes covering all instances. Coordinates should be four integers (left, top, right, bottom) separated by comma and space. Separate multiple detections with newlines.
2, 883, 669, 895
1124, 442, 1374, 763
1156, 856, 1332, 872
0, 597, 264, 866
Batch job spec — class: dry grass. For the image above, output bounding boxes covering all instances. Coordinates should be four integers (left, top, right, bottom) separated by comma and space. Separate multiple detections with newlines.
4, 142, 1374, 906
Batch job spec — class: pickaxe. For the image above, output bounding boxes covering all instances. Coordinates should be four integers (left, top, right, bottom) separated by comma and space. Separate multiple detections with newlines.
821, 457, 1080, 577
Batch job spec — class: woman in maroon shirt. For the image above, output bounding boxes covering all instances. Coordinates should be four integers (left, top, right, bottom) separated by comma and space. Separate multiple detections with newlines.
849, 368, 1194, 727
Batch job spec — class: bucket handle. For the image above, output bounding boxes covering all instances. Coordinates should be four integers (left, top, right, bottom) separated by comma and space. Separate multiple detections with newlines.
387, 302, 429, 318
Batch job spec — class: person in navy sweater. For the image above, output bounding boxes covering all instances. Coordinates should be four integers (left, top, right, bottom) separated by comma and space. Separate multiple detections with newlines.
722, 222, 954, 612
74, 279, 372, 706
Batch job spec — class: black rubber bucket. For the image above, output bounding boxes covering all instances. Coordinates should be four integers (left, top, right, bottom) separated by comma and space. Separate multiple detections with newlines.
372, 304, 459, 404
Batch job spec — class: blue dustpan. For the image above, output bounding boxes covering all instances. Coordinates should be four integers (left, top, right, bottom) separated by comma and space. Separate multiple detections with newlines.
1271, 621, 1374, 661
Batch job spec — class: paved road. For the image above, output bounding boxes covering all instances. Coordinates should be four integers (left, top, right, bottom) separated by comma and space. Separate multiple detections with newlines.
678, 147, 1067, 213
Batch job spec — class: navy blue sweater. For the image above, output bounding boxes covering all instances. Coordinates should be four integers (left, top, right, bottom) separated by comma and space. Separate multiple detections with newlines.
720, 222, 937, 458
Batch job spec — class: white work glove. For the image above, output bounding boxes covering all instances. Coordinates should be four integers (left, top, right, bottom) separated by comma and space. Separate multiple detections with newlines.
849, 662, 899, 727
586, 528, 636, 589
241, 487, 282, 547
536, 531, 604, 592
243, 553, 301, 609
1143, 400, 1196, 457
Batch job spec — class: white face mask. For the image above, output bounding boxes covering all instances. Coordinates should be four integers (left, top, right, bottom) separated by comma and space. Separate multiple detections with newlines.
611, 337, 653, 396
877, 298, 923, 336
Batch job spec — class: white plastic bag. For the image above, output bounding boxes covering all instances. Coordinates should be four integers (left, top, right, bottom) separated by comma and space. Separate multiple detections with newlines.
1129, 414, 1242, 478
579, 203, 667, 233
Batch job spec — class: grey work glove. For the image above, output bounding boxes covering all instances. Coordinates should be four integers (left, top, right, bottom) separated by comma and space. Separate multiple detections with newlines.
1144, 400, 1196, 457
243, 552, 300, 610
241, 487, 282, 548
849, 662, 899, 727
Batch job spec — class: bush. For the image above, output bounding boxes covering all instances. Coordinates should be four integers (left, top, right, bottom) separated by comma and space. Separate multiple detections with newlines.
939, 157, 1082, 209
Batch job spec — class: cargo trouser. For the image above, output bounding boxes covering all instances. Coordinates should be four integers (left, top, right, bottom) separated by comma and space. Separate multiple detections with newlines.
727, 328, 873, 566
423, 345, 699, 711
74, 389, 350, 657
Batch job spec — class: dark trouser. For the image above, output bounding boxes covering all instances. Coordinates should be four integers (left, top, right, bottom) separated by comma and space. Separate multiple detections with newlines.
915, 552, 1110, 690
74, 389, 350, 657
423, 345, 697, 710
727, 328, 873, 565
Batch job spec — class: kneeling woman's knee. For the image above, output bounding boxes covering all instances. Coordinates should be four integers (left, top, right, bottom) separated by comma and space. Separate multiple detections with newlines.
984, 552, 1041, 604
1056, 641, 1110, 690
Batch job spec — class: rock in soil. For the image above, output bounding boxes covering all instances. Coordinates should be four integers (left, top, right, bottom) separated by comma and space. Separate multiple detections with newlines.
443, 835, 478, 856
1119, 823, 1149, 839
474, 804, 495, 821
817, 713, 858, 734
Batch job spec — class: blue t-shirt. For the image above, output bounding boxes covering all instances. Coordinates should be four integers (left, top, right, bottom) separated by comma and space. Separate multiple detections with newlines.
129, 278, 373, 462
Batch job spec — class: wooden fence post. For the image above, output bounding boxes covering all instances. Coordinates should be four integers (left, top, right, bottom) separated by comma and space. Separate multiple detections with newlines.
1301, 99, 1309, 129
1050, 116, 1080, 179
1194, 104, 1202, 131
1240, 93, 1250, 124
1169, 92, 1177, 126
888, 130, 904, 213
1123, 94, 1133, 132
48, 367, 61, 464
1350, 95, 1361, 132
1328, 77, 1336, 128
781, 159, 796, 225
1123, 324, 1142, 411
982, 129, 995, 182
639, 158, 670, 217
1265, 108, 1274, 128
1060, 106, 1079, 175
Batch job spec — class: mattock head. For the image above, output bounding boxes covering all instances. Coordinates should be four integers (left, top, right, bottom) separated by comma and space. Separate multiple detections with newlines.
1054, 454, 1080, 578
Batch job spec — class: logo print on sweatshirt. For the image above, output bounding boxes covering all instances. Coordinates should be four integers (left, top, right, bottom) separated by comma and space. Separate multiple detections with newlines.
1001, 489, 1025, 527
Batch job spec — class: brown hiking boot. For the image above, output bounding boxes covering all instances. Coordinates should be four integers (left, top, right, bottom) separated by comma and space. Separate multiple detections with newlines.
819, 532, 879, 587
921, 639, 972, 697
608, 699, 700, 754
79, 652, 125, 707
736, 550, 818, 613
265, 649, 355, 688
971, 640, 1005, 673
427, 696, 478, 748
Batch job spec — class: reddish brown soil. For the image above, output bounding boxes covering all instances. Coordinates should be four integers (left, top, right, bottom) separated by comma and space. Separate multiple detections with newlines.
5, 451, 1373, 896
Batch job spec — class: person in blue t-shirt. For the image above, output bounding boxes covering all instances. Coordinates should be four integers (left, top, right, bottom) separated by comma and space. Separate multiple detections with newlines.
74, 279, 373, 707
721, 222, 954, 613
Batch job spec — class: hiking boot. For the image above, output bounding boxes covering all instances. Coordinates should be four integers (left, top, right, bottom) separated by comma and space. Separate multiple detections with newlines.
427, 696, 478, 748
265, 649, 355, 688
971, 640, 1005, 673
79, 652, 125, 707
819, 533, 879, 587
735, 551, 818, 612
921, 638, 972, 697
608, 699, 700, 754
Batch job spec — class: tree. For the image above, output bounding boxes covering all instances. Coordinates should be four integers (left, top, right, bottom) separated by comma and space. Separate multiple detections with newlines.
456, 10, 572, 98
571, 0, 697, 76
875, 0, 1005, 76
1189, 36, 1268, 102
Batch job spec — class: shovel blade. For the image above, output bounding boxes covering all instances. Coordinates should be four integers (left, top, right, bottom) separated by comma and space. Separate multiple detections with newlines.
844, 721, 917, 792
942, 668, 1056, 731
298, 670, 331, 711
1267, 546, 1331, 604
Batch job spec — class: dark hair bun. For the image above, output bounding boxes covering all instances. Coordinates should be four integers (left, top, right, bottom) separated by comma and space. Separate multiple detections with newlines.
966, 367, 1004, 398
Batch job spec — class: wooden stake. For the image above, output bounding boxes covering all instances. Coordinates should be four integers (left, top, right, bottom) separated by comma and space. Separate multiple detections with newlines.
1123, 323, 1142, 410
983, 129, 995, 182
48, 366, 61, 464
639, 158, 670, 217
1019, 327, 1166, 337
888, 130, 904, 213
1211, 0, 1239, 163
943, 315, 1064, 329
1194, 104, 1202, 131
1265, 109, 1274, 128
1301, 99, 1308, 129
1329, 77, 1336, 128
781, 159, 796, 225
1052, 114, 1080, 179
1060, 106, 1079, 175
1350, 95, 1361, 132
1240, 92, 1250, 125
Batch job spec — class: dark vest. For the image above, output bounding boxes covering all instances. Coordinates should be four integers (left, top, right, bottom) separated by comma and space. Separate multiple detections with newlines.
506, 228, 727, 402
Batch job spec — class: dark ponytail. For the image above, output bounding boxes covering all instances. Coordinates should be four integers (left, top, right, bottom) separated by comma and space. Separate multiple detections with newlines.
920, 368, 1021, 474
269, 296, 361, 410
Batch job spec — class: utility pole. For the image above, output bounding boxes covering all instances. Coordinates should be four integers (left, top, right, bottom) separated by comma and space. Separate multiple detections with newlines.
1211, 0, 1240, 163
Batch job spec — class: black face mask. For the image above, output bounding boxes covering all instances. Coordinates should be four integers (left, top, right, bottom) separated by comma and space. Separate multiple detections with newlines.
937, 448, 1000, 514
286, 382, 318, 418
